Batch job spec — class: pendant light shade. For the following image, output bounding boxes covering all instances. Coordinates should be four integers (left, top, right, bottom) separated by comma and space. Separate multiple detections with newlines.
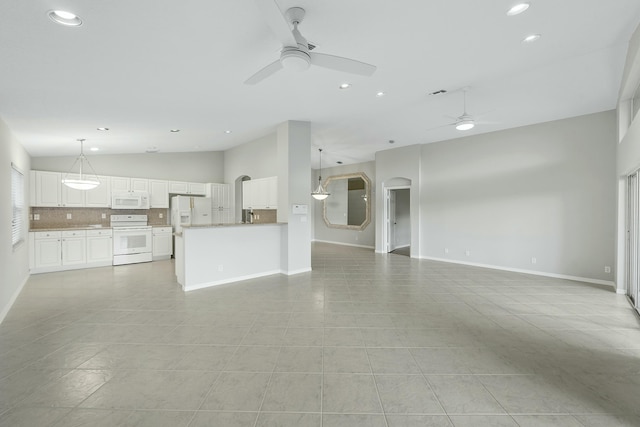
311, 148, 330, 200
62, 139, 101, 190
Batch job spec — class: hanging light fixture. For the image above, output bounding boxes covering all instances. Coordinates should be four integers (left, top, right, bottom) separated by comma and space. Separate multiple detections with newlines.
61, 139, 101, 190
311, 148, 330, 200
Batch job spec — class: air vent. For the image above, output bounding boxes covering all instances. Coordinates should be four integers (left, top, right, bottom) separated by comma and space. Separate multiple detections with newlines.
429, 89, 447, 96
307, 43, 317, 51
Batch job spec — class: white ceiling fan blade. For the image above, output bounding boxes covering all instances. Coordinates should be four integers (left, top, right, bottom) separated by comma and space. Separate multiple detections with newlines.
426, 122, 456, 131
244, 59, 283, 85
309, 52, 376, 76
254, 0, 297, 46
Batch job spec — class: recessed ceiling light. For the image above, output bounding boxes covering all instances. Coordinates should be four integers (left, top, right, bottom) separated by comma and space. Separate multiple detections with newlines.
48, 10, 82, 26
146, 146, 159, 153
429, 89, 447, 96
522, 34, 541, 43
376, 91, 385, 97
90, 147, 99, 152
96, 127, 109, 131
225, 130, 232, 134
339, 83, 351, 89
170, 129, 180, 133
507, 3, 530, 16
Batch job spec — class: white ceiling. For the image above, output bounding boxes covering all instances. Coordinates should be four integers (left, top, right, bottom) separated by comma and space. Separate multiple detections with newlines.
1, 1, 640, 167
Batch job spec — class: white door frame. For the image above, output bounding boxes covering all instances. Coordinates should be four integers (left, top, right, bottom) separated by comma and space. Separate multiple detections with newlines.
383, 185, 410, 254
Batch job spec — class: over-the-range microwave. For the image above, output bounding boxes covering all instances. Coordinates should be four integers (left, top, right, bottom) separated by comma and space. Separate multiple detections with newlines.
112, 192, 150, 210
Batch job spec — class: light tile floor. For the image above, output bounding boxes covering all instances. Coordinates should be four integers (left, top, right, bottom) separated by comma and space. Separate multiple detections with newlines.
1, 242, 639, 426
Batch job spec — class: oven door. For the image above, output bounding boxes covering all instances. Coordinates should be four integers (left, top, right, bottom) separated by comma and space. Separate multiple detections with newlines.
112, 228, 152, 255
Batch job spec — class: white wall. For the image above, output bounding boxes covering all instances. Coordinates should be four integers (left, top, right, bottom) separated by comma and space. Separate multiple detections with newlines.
313, 161, 375, 248
31, 151, 224, 183
419, 111, 616, 282
223, 133, 277, 184
0, 118, 31, 322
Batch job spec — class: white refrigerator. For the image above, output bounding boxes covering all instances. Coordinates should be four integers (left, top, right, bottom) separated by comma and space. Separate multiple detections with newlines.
171, 195, 212, 233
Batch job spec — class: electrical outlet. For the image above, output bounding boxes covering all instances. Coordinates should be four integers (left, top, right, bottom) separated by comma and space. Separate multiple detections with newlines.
605, 266, 611, 273
66, 213, 72, 219
34, 213, 40, 220
444, 248, 449, 254
218, 265, 223, 272
465, 250, 471, 256
159, 213, 163, 218
531, 257, 537, 264
101, 213, 106, 219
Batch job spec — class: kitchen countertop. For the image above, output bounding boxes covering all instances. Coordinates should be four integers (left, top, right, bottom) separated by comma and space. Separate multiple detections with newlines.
30, 225, 171, 232
174, 222, 285, 237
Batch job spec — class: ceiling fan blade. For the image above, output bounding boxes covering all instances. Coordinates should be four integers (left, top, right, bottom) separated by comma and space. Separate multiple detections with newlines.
254, 0, 297, 46
426, 122, 456, 131
244, 59, 283, 85
309, 52, 376, 76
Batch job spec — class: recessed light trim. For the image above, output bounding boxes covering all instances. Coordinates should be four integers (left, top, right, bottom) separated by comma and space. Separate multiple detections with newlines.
48, 10, 82, 26
224, 130, 232, 134
90, 147, 99, 152
339, 83, 351, 90
96, 127, 109, 131
170, 129, 180, 133
522, 34, 541, 43
507, 3, 530, 16
376, 91, 385, 97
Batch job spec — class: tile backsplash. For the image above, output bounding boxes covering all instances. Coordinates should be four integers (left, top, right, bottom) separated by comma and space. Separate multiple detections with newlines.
30, 207, 169, 229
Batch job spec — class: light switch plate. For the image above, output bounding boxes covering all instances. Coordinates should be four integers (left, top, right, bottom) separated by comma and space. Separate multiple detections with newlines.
66, 213, 72, 219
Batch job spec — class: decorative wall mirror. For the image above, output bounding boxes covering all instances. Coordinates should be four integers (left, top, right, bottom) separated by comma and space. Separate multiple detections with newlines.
323, 172, 371, 230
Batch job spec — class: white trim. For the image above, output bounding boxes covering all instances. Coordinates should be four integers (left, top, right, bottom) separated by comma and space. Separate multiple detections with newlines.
313, 239, 374, 249
30, 260, 114, 274
184, 270, 282, 292
285, 267, 312, 276
616, 288, 627, 294
421, 256, 616, 288
0, 274, 29, 324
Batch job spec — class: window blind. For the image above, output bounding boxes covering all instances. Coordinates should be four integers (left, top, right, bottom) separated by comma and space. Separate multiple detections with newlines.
11, 163, 24, 249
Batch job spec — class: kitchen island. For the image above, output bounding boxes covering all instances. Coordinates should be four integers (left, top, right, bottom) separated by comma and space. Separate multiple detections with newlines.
174, 222, 288, 291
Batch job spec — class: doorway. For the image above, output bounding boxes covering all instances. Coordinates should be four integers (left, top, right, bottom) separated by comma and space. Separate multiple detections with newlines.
235, 175, 251, 223
627, 171, 640, 313
384, 187, 411, 256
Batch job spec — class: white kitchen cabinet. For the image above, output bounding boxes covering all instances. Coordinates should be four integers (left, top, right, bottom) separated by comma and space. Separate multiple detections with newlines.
29, 171, 36, 207
84, 176, 111, 207
35, 171, 62, 207
243, 177, 277, 210
169, 181, 207, 195
34, 231, 62, 269
131, 178, 149, 192
149, 180, 169, 208
210, 183, 230, 209
152, 227, 172, 260
61, 174, 86, 207
211, 208, 233, 224
61, 230, 86, 266
86, 229, 112, 264
111, 176, 130, 193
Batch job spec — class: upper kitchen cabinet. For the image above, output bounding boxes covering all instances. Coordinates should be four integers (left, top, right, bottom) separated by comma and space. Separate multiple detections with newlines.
169, 181, 207, 196
131, 178, 149, 192
210, 183, 230, 209
61, 174, 85, 207
242, 176, 277, 210
35, 170, 62, 207
149, 179, 169, 208
85, 176, 111, 207
110, 176, 130, 193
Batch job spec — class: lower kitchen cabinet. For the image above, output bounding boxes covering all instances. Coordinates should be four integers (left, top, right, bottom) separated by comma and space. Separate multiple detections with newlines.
30, 229, 113, 274
61, 230, 86, 266
86, 229, 113, 263
152, 226, 172, 260
34, 231, 62, 270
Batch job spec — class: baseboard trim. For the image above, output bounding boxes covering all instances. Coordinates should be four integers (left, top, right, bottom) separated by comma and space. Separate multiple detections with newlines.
184, 269, 283, 292
0, 273, 30, 325
285, 267, 312, 276
617, 288, 627, 294
421, 256, 616, 288
313, 239, 375, 249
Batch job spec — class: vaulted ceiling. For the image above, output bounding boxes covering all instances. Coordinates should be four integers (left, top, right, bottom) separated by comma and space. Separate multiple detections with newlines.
1, 1, 640, 167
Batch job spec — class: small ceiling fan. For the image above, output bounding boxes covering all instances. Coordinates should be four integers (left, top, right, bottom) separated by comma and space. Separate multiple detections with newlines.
429, 89, 495, 132
245, 2, 377, 85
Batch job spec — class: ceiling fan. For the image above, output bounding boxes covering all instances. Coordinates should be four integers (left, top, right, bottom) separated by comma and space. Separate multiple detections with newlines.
245, 2, 377, 85
429, 89, 495, 132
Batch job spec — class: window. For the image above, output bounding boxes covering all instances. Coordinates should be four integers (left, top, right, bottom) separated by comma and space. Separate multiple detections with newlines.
11, 163, 24, 249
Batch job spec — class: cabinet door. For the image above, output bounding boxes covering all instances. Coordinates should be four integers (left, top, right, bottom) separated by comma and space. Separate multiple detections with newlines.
36, 171, 61, 207
35, 238, 61, 268
242, 180, 252, 209
253, 178, 269, 209
60, 174, 86, 207
85, 175, 111, 207
188, 182, 207, 195
62, 237, 86, 265
86, 236, 112, 263
152, 232, 172, 257
265, 176, 277, 209
111, 177, 130, 193
149, 180, 169, 208
131, 178, 149, 192
169, 181, 189, 194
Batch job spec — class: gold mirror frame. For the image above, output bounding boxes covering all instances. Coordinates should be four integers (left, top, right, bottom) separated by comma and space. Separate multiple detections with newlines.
322, 172, 371, 230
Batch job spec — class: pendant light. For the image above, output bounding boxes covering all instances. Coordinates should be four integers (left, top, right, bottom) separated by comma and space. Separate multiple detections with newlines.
61, 139, 101, 190
311, 148, 330, 200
